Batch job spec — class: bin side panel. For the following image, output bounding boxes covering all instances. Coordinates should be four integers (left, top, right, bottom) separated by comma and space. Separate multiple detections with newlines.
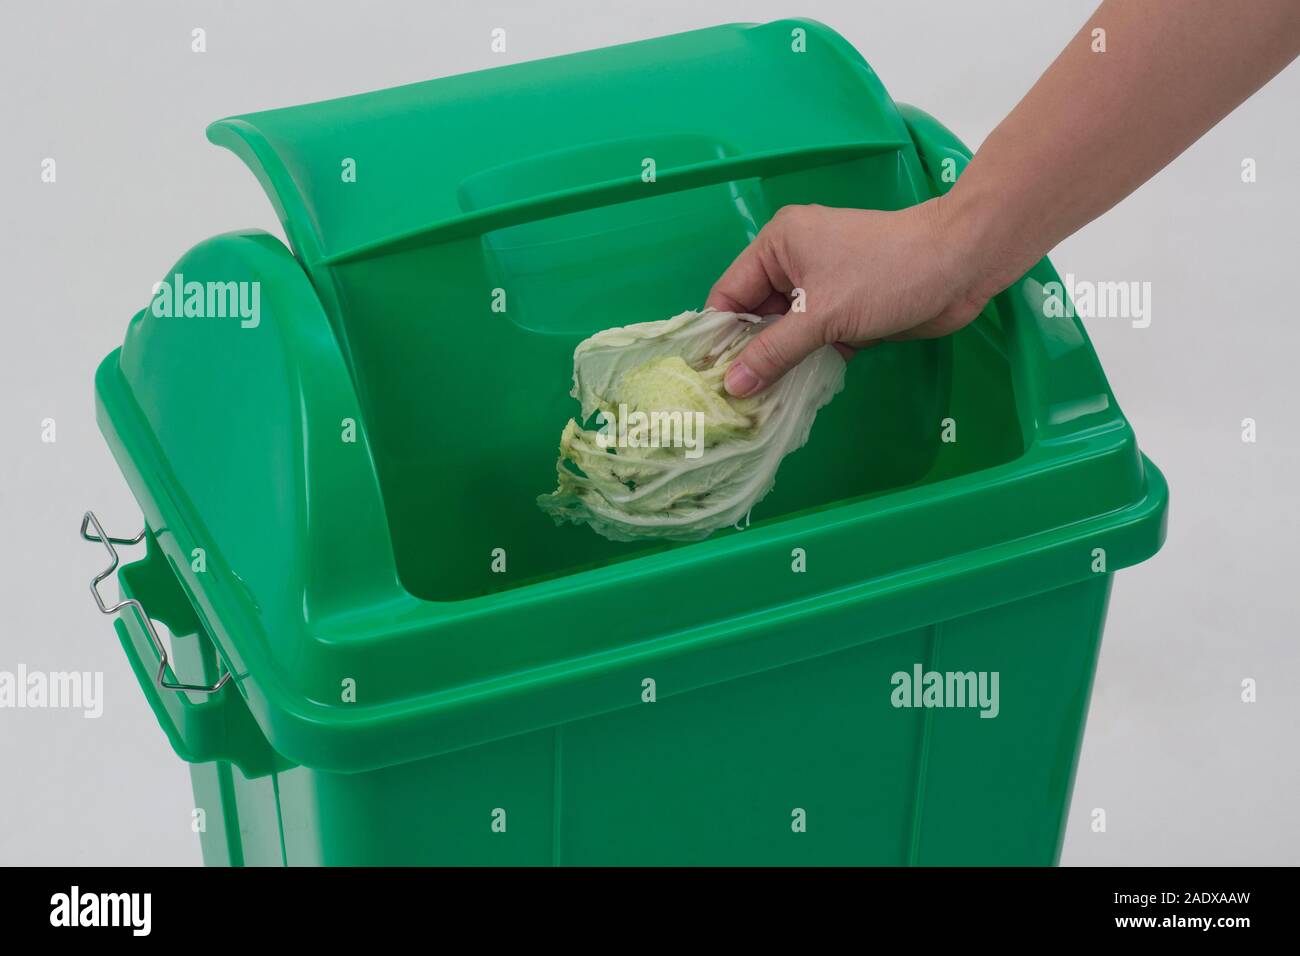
276, 731, 556, 866
188, 763, 239, 866
252, 580, 1108, 866
189, 762, 285, 867
556, 626, 932, 865
914, 576, 1112, 865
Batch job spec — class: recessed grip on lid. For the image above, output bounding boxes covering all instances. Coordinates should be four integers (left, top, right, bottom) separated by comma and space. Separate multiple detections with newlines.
897, 103, 1117, 446
322, 140, 904, 267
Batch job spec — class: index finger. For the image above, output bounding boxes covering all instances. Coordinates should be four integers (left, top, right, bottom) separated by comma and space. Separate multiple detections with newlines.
705, 227, 793, 313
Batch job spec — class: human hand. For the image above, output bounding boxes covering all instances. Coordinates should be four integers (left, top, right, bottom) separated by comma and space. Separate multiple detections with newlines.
707, 198, 1007, 398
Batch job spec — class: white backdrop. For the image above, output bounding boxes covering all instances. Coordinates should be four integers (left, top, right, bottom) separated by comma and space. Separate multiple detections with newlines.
1, 0, 1295, 865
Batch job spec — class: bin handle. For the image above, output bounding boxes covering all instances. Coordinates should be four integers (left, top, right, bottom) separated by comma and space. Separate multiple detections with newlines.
80, 511, 231, 694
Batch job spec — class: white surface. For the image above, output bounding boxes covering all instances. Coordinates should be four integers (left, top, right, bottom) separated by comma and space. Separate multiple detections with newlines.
0, 0, 1295, 865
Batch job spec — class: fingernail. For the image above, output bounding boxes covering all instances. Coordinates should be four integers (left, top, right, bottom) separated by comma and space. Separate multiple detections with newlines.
725, 361, 761, 398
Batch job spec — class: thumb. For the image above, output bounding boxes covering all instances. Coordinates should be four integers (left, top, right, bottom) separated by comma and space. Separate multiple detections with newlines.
724, 310, 829, 397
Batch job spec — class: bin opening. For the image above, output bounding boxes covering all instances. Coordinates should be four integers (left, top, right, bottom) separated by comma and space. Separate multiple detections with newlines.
334, 167, 1025, 603
360, 332, 1025, 604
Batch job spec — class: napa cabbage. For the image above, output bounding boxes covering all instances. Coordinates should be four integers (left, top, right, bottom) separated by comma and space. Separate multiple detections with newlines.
537, 309, 845, 542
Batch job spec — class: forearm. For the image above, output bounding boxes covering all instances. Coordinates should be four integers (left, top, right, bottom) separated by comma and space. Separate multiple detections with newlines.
944, 0, 1300, 297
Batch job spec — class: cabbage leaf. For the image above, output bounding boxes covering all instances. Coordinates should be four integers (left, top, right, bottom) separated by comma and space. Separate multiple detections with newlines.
537, 309, 845, 542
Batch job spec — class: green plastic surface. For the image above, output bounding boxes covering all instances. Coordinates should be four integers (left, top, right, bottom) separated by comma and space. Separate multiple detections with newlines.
94, 20, 1167, 865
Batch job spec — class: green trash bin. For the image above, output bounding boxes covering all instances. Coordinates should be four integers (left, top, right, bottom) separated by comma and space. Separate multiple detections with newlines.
84, 19, 1166, 865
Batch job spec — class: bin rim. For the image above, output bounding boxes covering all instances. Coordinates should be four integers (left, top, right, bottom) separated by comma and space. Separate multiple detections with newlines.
96, 338, 1167, 773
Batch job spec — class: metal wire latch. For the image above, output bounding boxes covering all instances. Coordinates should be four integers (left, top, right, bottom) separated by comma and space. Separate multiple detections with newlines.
81, 511, 231, 694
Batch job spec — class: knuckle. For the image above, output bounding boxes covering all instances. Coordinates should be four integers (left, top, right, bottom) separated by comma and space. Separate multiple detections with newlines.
772, 204, 809, 228
821, 311, 853, 345
748, 332, 792, 374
